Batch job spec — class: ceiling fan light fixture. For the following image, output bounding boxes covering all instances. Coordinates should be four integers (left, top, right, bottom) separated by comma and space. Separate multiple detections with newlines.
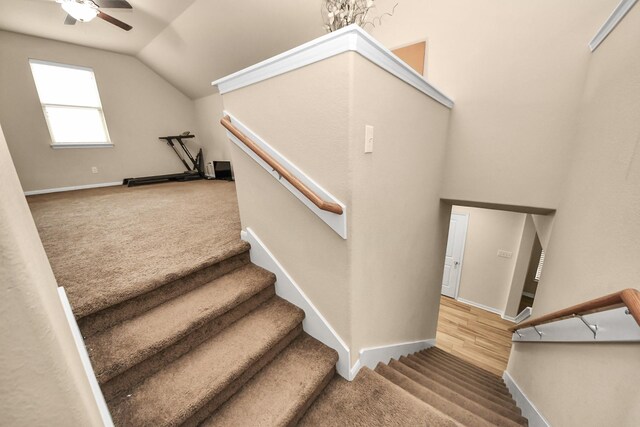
60, 0, 98, 22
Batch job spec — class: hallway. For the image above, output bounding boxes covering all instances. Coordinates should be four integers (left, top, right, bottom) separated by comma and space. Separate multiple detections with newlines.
436, 296, 513, 376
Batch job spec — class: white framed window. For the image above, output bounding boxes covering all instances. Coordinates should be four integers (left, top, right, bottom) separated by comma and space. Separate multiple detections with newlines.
29, 59, 112, 148
534, 249, 545, 282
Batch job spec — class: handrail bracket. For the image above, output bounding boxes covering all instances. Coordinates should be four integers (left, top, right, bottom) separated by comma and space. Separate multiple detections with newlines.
532, 325, 543, 339
574, 314, 598, 339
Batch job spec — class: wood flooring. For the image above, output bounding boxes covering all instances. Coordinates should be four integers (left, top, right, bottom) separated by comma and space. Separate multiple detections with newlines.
435, 296, 514, 376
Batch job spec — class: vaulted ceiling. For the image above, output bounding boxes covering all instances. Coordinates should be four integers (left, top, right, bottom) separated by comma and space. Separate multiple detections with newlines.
0, 0, 325, 98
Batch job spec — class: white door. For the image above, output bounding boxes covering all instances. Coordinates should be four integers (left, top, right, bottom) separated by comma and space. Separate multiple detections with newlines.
441, 213, 468, 298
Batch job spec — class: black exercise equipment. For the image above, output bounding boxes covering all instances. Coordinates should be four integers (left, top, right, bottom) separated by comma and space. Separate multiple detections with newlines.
212, 161, 233, 181
123, 133, 206, 187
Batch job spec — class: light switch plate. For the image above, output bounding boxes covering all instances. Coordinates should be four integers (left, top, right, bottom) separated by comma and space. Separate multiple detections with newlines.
497, 250, 513, 258
365, 125, 374, 153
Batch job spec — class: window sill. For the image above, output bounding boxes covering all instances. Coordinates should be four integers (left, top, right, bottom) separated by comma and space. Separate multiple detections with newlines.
51, 143, 114, 149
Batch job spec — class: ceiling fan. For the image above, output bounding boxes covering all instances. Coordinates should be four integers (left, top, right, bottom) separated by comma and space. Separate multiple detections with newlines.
57, 0, 133, 31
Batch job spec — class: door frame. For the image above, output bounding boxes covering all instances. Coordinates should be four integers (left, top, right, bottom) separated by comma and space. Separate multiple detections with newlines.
445, 211, 469, 300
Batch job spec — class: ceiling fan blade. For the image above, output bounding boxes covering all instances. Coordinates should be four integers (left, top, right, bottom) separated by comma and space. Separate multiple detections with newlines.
92, 0, 132, 9
64, 14, 77, 25
97, 10, 132, 31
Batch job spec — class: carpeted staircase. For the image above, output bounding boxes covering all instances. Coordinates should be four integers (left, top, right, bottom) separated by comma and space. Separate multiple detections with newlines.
37, 183, 528, 425
73, 235, 526, 426
302, 346, 528, 426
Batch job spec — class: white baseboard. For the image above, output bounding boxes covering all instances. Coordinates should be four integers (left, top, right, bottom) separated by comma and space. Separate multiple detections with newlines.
503, 371, 551, 427
24, 181, 122, 196
501, 314, 518, 323
456, 297, 504, 317
357, 339, 436, 372
241, 228, 352, 379
58, 287, 114, 427
514, 306, 532, 324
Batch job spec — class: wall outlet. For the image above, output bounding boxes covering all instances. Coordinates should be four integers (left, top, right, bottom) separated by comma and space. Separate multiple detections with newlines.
497, 250, 513, 258
91, 166, 98, 174
364, 125, 374, 153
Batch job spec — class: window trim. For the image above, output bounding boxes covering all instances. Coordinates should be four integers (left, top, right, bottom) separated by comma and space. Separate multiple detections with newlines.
29, 59, 113, 149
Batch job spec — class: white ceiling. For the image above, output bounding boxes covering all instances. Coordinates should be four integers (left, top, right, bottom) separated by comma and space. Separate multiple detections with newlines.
0, 0, 325, 98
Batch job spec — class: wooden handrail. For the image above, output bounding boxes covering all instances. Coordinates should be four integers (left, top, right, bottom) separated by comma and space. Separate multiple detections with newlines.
511, 288, 640, 332
220, 116, 343, 215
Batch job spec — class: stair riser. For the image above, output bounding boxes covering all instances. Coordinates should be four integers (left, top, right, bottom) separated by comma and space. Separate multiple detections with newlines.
419, 352, 506, 386
180, 324, 304, 427
426, 349, 505, 383
430, 347, 504, 380
413, 354, 511, 396
389, 361, 525, 425
411, 357, 511, 400
397, 359, 520, 415
402, 357, 516, 406
375, 364, 495, 427
79, 251, 250, 337
101, 286, 275, 402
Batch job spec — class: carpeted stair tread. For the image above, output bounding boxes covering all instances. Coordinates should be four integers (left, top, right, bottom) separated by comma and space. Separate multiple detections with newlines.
429, 347, 504, 381
387, 360, 527, 426
400, 356, 517, 407
417, 351, 506, 387
410, 354, 512, 397
86, 263, 275, 384
375, 363, 495, 427
299, 367, 463, 426
72, 239, 251, 319
203, 333, 338, 427
109, 297, 304, 426
79, 250, 252, 338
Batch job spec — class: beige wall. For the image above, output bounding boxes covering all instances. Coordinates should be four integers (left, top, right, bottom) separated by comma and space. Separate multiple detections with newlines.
194, 92, 232, 162
507, 5, 640, 426
137, 0, 323, 99
222, 52, 451, 364
453, 206, 526, 312
0, 124, 103, 426
503, 215, 537, 318
369, 0, 618, 209
531, 213, 555, 250
0, 30, 199, 192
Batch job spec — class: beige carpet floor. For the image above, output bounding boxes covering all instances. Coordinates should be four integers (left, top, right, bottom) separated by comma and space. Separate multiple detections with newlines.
27, 181, 246, 317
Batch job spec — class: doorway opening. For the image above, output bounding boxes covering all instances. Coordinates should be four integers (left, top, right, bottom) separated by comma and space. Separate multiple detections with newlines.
436, 204, 552, 375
